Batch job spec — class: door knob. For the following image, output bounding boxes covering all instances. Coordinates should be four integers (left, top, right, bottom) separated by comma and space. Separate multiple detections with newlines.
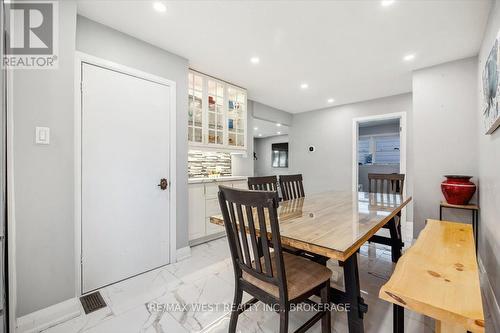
157, 178, 168, 190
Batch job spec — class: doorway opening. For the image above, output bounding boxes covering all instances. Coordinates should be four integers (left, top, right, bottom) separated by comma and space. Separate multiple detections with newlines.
352, 112, 408, 232
357, 118, 401, 192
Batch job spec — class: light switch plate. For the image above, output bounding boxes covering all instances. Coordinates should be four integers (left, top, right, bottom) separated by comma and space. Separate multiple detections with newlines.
35, 127, 50, 145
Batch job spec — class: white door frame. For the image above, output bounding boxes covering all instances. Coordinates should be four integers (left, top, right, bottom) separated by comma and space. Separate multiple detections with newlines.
74, 52, 177, 296
352, 112, 407, 192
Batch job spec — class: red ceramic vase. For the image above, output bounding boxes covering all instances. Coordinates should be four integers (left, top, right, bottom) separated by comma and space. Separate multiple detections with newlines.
441, 175, 476, 205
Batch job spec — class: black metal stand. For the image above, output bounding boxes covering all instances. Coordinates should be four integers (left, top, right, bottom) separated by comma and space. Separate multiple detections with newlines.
393, 304, 404, 333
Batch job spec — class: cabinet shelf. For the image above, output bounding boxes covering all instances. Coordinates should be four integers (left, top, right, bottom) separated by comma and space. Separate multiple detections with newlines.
188, 70, 247, 150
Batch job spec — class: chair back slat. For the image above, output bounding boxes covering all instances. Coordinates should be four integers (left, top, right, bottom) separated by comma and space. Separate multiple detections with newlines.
256, 205, 274, 277
236, 203, 252, 266
245, 205, 262, 273
279, 174, 305, 201
248, 176, 279, 192
368, 173, 405, 195
227, 200, 244, 260
218, 186, 285, 289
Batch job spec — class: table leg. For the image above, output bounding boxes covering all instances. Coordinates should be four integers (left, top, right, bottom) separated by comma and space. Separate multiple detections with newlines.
439, 205, 443, 220
394, 304, 404, 333
389, 218, 402, 263
343, 254, 365, 333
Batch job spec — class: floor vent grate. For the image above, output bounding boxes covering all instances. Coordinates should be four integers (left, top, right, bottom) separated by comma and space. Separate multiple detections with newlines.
80, 291, 107, 314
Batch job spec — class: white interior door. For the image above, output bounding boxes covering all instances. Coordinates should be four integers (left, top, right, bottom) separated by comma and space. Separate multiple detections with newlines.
81, 62, 171, 293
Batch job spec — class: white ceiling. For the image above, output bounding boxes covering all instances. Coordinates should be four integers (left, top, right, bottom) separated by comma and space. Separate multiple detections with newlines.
253, 118, 289, 138
77, 0, 490, 113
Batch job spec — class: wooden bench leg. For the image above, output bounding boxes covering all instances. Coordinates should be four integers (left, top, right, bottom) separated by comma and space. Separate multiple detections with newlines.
394, 304, 404, 333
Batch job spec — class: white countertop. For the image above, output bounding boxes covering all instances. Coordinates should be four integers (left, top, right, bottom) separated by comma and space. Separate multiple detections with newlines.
188, 176, 247, 184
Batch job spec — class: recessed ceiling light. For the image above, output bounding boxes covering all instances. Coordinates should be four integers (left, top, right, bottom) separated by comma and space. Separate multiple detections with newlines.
258, 134, 262, 137
403, 54, 415, 61
250, 57, 260, 64
381, 0, 395, 7
153, 1, 167, 13
277, 131, 281, 135
276, 123, 282, 127
254, 127, 258, 130
300, 83, 309, 89
327, 98, 335, 103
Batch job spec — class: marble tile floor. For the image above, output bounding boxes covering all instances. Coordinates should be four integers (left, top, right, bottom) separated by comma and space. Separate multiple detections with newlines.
42, 224, 437, 333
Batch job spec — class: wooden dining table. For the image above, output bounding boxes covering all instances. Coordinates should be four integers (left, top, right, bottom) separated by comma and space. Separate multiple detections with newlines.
210, 191, 412, 333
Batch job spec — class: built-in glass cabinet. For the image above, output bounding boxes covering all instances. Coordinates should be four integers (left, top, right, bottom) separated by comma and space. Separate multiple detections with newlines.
188, 70, 247, 150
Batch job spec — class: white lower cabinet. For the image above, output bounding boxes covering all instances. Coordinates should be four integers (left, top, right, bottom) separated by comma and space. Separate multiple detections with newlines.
188, 179, 247, 245
188, 183, 206, 241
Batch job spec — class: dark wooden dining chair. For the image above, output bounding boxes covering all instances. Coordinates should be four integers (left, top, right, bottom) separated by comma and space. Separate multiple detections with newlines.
279, 174, 305, 201
218, 186, 332, 333
368, 173, 405, 194
367, 173, 405, 262
248, 175, 315, 258
248, 175, 279, 191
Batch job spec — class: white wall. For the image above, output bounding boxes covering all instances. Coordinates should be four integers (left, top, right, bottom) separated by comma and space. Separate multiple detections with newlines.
289, 93, 412, 209
477, 0, 500, 328
254, 135, 290, 177
412, 58, 478, 235
76, 16, 189, 250
13, 0, 77, 317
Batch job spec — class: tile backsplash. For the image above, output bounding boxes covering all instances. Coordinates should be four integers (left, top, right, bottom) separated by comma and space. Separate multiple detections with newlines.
188, 150, 232, 178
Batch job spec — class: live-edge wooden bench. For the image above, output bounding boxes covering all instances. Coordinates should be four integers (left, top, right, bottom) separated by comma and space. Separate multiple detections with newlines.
379, 219, 485, 333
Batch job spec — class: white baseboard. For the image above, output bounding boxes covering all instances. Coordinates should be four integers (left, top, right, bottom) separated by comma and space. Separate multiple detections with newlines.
16, 298, 82, 333
478, 256, 500, 332
175, 246, 192, 262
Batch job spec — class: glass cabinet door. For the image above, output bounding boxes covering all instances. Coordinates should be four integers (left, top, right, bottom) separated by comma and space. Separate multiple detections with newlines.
188, 71, 247, 149
188, 72, 204, 143
207, 79, 224, 145
227, 87, 246, 147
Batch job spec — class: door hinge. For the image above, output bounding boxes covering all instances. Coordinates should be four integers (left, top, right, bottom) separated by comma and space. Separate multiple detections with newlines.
80, 81, 83, 92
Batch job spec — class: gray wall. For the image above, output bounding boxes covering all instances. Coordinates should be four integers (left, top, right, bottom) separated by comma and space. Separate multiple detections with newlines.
412, 58, 478, 235
13, 0, 77, 317
253, 100, 293, 126
76, 16, 189, 251
477, 0, 500, 327
254, 135, 290, 177
289, 94, 413, 218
